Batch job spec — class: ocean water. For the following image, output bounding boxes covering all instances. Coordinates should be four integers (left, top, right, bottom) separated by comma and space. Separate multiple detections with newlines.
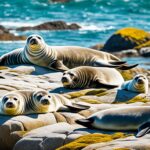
0, 0, 150, 68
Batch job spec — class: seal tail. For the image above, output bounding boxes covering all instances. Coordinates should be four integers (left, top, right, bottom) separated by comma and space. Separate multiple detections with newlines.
75, 118, 94, 128
118, 64, 138, 70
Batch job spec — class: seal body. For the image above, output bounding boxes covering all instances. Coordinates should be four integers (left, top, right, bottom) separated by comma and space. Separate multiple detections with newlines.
61, 66, 124, 89
76, 106, 150, 130
0, 34, 138, 71
0, 90, 89, 115
121, 74, 149, 94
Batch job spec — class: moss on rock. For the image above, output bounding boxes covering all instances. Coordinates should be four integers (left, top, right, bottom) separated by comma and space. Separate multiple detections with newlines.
65, 88, 107, 99
57, 133, 130, 150
126, 96, 149, 104
103, 27, 150, 52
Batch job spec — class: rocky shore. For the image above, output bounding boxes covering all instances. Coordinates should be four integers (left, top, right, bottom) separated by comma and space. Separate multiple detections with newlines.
0, 26, 149, 150
0, 25, 26, 41
0, 64, 148, 150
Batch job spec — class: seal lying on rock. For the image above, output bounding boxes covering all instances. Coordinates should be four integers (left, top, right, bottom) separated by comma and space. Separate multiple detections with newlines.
61, 66, 124, 89
121, 74, 149, 94
0, 34, 138, 71
76, 106, 150, 131
0, 90, 89, 115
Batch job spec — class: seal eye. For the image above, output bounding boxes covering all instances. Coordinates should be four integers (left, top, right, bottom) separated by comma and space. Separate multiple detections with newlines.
27, 37, 32, 42
69, 73, 74, 77
134, 76, 139, 81
13, 98, 17, 101
36, 94, 43, 101
37, 36, 41, 40
3, 97, 8, 103
48, 95, 51, 98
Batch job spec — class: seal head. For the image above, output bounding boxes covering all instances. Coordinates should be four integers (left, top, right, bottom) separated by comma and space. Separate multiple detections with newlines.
26, 34, 46, 52
32, 90, 52, 113
1, 93, 24, 115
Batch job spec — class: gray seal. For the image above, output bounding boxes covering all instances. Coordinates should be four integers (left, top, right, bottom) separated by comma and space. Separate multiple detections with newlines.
0, 34, 138, 71
61, 66, 124, 89
76, 106, 150, 131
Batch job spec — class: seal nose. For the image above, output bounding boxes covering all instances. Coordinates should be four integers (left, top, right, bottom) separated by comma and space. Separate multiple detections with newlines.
61, 77, 68, 83
6, 102, 14, 108
41, 99, 50, 105
137, 78, 143, 84
30, 38, 37, 45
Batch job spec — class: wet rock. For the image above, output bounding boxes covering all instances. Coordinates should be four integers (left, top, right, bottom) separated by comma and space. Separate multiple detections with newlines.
0, 25, 26, 41
102, 27, 150, 52
16, 21, 81, 31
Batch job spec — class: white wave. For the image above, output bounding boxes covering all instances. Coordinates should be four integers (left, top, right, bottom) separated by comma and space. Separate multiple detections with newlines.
80, 24, 115, 31
0, 41, 25, 43
0, 21, 39, 28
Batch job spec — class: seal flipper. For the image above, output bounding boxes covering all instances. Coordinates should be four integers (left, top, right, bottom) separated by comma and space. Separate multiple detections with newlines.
94, 60, 120, 68
118, 64, 138, 70
75, 118, 94, 128
109, 61, 126, 65
136, 122, 150, 138
65, 103, 90, 111
50, 60, 69, 71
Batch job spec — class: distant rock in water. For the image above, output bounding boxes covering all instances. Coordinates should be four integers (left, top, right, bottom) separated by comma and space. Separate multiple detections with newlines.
0, 25, 26, 41
102, 27, 150, 52
51, 0, 70, 2
16, 21, 81, 31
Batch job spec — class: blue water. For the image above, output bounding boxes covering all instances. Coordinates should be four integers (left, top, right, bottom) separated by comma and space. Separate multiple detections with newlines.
0, 0, 150, 68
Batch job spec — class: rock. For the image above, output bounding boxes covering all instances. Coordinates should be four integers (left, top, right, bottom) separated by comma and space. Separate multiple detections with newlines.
16, 21, 81, 31
83, 135, 150, 150
102, 27, 150, 52
113, 49, 139, 58
0, 25, 26, 41
51, 0, 70, 3
57, 132, 130, 150
13, 123, 83, 150
90, 44, 104, 50
0, 112, 86, 150
139, 47, 150, 57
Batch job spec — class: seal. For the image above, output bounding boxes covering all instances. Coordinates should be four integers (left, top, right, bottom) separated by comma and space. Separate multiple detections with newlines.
0, 90, 89, 115
61, 66, 124, 89
121, 74, 149, 94
136, 121, 150, 138
0, 34, 138, 71
33, 90, 90, 113
76, 106, 150, 131
0, 90, 33, 115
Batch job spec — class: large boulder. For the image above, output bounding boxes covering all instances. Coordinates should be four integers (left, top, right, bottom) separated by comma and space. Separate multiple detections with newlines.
102, 27, 150, 52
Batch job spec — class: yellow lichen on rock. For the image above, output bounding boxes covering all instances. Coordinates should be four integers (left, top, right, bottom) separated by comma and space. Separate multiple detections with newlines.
103, 27, 150, 52
64, 88, 107, 99
135, 40, 150, 50
57, 133, 131, 150
126, 96, 149, 104
115, 27, 150, 44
